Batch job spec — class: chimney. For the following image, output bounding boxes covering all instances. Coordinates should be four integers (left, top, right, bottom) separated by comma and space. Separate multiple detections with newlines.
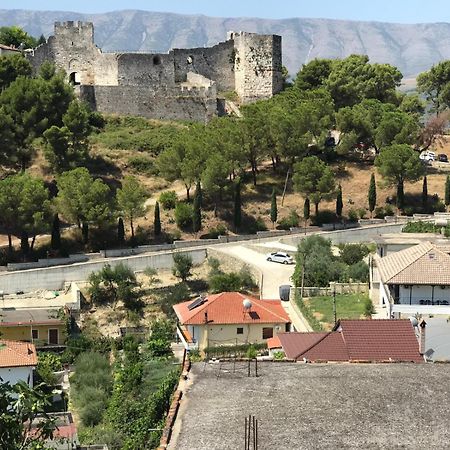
419, 319, 427, 354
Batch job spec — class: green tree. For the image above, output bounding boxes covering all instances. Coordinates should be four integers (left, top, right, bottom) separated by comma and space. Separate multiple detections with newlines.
293, 156, 336, 215
0, 26, 37, 48
192, 181, 202, 232
374, 110, 419, 149
116, 175, 147, 240
51, 213, 61, 251
233, 179, 242, 230
270, 188, 278, 227
175, 203, 193, 229
88, 263, 140, 308
417, 60, 450, 114
422, 175, 428, 211
56, 168, 113, 231
0, 54, 32, 89
445, 176, 450, 210
172, 253, 193, 282
336, 184, 343, 217
375, 144, 425, 210
0, 380, 56, 449
294, 59, 333, 91
154, 201, 161, 236
201, 153, 228, 213
117, 217, 125, 244
43, 100, 91, 171
368, 173, 377, 215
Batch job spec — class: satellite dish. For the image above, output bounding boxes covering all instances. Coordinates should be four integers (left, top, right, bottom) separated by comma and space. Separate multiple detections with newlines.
243, 298, 252, 310
409, 316, 419, 327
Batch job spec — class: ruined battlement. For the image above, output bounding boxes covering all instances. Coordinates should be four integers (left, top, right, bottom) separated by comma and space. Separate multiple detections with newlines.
28, 22, 282, 121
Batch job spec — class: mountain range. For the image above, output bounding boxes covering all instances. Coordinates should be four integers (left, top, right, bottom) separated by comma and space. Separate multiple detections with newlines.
1, 9, 450, 79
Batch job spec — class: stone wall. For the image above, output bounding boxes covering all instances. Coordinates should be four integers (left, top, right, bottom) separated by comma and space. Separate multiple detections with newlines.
172, 40, 235, 92
80, 84, 218, 122
233, 32, 283, 103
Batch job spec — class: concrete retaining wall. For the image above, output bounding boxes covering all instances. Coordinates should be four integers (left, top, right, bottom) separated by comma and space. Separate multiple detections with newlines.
0, 249, 206, 294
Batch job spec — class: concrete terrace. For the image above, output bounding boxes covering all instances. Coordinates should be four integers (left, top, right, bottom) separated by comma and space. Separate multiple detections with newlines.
170, 362, 450, 449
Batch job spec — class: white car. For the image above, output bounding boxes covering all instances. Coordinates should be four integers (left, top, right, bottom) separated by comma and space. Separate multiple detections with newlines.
420, 151, 435, 162
266, 252, 294, 264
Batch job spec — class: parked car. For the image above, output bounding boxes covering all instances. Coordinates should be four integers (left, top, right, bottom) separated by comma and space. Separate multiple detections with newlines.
266, 252, 294, 264
419, 151, 436, 162
438, 154, 449, 163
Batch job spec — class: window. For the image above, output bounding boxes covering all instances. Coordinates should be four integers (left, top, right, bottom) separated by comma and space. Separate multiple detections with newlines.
153, 55, 161, 65
32, 329, 38, 340
262, 327, 273, 339
237, 327, 244, 335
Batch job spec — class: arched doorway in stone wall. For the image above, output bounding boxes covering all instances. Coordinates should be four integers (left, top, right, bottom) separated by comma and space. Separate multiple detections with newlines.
69, 71, 81, 85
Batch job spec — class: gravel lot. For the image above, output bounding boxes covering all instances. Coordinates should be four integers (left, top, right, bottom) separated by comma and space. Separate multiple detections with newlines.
171, 362, 450, 449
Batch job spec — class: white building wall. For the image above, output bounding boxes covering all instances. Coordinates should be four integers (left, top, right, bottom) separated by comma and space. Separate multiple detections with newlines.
0, 366, 34, 387
398, 285, 450, 304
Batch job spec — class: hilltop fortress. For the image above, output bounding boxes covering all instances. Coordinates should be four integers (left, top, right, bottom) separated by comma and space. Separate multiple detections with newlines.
28, 21, 283, 121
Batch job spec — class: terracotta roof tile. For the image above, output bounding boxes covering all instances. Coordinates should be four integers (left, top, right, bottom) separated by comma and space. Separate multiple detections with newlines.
0, 340, 37, 368
267, 336, 282, 349
376, 242, 450, 285
173, 292, 290, 325
277, 320, 423, 363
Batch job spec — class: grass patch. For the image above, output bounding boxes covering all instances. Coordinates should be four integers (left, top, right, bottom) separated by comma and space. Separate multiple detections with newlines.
306, 293, 369, 329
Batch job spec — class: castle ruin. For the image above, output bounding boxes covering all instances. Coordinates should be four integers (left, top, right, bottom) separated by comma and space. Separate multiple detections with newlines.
29, 21, 283, 121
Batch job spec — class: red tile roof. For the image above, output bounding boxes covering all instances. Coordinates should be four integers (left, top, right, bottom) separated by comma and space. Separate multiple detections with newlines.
277, 319, 423, 363
0, 340, 37, 368
173, 292, 290, 325
267, 336, 282, 349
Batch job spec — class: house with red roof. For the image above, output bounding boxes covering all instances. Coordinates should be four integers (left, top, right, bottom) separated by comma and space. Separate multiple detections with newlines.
173, 292, 291, 351
0, 340, 37, 387
273, 319, 424, 363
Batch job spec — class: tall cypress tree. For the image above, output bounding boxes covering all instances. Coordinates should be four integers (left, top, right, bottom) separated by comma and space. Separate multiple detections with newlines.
51, 214, 61, 251
303, 198, 310, 221
193, 181, 202, 232
270, 188, 278, 227
82, 222, 89, 245
233, 180, 242, 231
117, 217, 125, 244
445, 176, 450, 210
336, 184, 343, 217
368, 173, 376, 216
154, 201, 161, 236
422, 176, 428, 211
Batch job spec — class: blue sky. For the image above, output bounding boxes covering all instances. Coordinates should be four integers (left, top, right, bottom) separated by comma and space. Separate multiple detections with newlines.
4, 0, 450, 23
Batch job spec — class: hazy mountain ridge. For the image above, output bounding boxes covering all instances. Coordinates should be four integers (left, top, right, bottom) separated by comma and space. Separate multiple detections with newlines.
1, 9, 450, 77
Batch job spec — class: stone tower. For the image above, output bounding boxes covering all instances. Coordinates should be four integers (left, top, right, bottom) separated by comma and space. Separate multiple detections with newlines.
231, 31, 283, 103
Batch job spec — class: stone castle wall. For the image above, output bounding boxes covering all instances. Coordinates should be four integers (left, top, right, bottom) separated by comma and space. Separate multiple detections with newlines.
28, 21, 282, 121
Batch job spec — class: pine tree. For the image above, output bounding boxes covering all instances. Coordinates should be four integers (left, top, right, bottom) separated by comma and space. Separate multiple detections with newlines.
270, 188, 278, 227
368, 173, 377, 216
422, 176, 428, 211
445, 176, 450, 210
51, 214, 61, 251
193, 181, 202, 232
154, 201, 161, 236
233, 180, 242, 231
117, 217, 125, 244
336, 184, 343, 217
303, 198, 310, 221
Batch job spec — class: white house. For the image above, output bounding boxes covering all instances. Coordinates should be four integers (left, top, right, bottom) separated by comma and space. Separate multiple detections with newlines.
372, 241, 450, 317
0, 340, 37, 388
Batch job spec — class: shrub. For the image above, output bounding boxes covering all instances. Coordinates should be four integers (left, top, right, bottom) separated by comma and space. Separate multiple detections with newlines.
339, 244, 369, 265
374, 206, 385, 219
273, 351, 285, 360
384, 204, 395, 216
128, 155, 157, 175
313, 210, 337, 226
358, 208, 367, 219
209, 272, 243, 293
157, 283, 190, 317
402, 221, 440, 233
159, 191, 178, 210
277, 210, 300, 230
364, 297, 376, 317
174, 202, 193, 229
347, 261, 369, 282
347, 208, 358, 222
200, 224, 227, 239
246, 345, 257, 359
172, 253, 193, 281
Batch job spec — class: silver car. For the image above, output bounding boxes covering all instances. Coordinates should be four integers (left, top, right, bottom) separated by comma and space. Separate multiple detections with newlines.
266, 252, 294, 264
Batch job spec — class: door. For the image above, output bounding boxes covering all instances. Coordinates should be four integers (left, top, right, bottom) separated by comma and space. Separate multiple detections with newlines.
48, 329, 59, 345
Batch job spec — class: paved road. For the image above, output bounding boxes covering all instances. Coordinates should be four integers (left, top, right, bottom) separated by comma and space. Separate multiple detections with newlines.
215, 244, 311, 332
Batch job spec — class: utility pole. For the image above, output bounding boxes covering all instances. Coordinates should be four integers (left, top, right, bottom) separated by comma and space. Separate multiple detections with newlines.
333, 288, 337, 326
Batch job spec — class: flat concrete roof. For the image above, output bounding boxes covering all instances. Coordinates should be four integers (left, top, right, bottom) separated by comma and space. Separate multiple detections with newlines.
170, 362, 450, 449
373, 232, 443, 245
